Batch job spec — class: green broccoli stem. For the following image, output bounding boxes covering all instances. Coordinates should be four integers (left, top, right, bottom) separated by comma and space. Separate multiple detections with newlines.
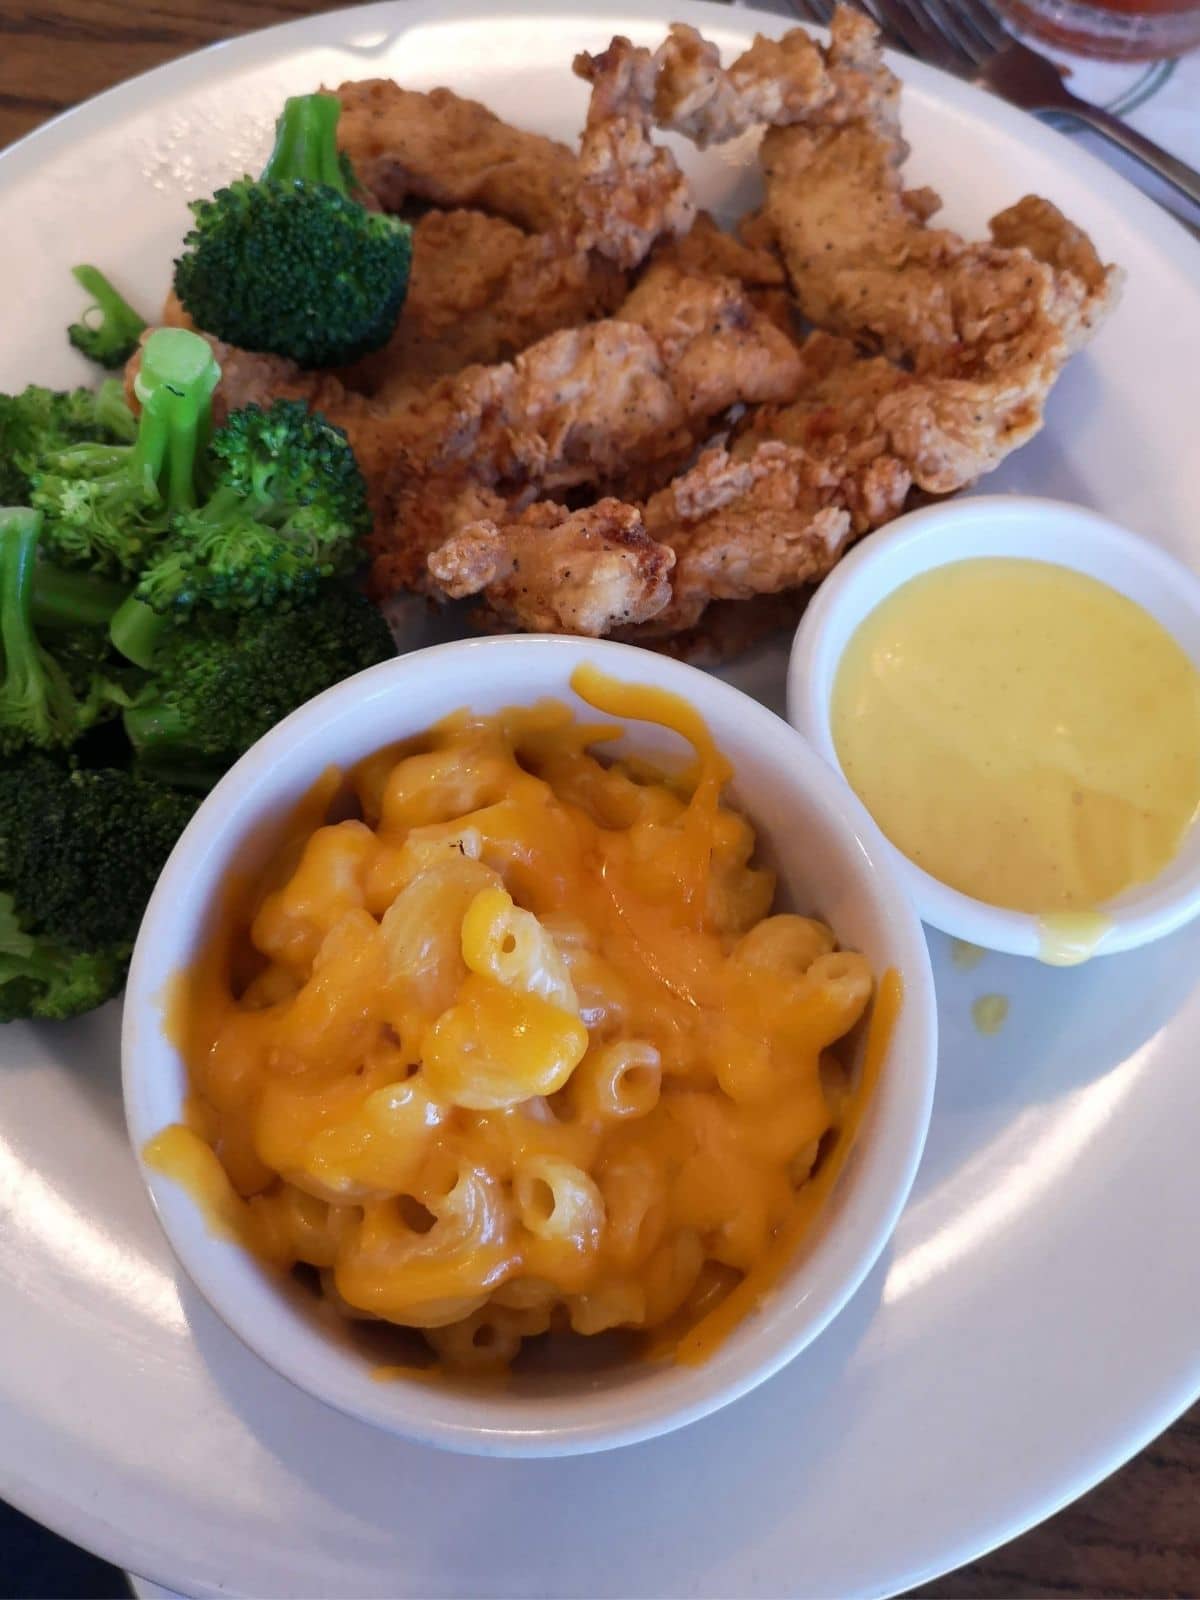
1, 509, 47, 709
128, 722, 223, 791
109, 594, 172, 669
261, 94, 348, 193
132, 328, 222, 513
30, 562, 131, 631
68, 266, 147, 369
125, 701, 223, 790
94, 378, 139, 443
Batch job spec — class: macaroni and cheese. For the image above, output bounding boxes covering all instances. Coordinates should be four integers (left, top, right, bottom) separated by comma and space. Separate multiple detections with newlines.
149, 666, 882, 1371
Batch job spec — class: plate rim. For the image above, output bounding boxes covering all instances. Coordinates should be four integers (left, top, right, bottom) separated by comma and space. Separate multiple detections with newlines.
2, 2, 1200, 1595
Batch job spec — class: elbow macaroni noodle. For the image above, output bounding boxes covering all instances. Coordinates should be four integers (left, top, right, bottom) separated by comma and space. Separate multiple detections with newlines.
153, 666, 879, 1371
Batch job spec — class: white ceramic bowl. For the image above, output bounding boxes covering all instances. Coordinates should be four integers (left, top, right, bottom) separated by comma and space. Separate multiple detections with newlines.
123, 634, 936, 1457
788, 496, 1200, 963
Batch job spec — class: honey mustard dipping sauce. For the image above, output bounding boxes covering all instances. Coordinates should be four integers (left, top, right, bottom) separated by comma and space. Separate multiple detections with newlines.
831, 558, 1200, 937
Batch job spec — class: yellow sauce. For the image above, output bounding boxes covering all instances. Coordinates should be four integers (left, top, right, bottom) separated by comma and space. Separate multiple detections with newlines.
971, 994, 1009, 1036
832, 558, 1200, 927
950, 939, 985, 972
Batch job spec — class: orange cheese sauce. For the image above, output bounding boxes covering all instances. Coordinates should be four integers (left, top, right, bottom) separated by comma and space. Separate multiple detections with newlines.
148, 667, 891, 1372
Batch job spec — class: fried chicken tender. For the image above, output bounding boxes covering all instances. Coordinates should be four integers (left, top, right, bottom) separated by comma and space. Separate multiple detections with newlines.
391, 320, 691, 494
748, 14, 1120, 401
653, 9, 897, 148
340, 209, 626, 403
380, 254, 803, 499
423, 442, 850, 638
640, 442, 852, 632
427, 498, 675, 635
618, 259, 803, 419
743, 187, 1120, 501
639, 6, 1118, 493
989, 195, 1116, 353
654, 210, 786, 288
572, 37, 695, 269
332, 80, 577, 232
368, 477, 515, 599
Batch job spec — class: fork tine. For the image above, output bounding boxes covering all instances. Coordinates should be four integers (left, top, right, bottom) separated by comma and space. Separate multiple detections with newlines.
784, 0, 836, 25
956, 0, 1013, 52
872, 0, 969, 71
919, 0, 991, 64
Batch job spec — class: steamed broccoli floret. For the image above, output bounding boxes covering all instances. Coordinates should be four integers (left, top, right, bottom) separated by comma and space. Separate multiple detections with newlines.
0, 507, 126, 756
0, 754, 196, 1021
110, 399, 370, 667
31, 328, 220, 576
0, 379, 135, 505
0, 895, 126, 1024
173, 92, 412, 368
123, 580, 395, 780
67, 265, 148, 370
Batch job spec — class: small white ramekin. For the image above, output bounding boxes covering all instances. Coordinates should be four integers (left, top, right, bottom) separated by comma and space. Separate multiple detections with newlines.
123, 634, 936, 1457
788, 496, 1200, 963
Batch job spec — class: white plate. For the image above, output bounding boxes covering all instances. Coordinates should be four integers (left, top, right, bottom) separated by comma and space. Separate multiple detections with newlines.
2, 3, 1199, 1595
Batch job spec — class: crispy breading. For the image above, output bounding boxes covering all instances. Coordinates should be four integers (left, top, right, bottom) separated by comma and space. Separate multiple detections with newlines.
631, 6, 1118, 498
989, 195, 1117, 353
368, 477, 514, 599
618, 259, 803, 418
426, 498, 675, 635
339, 209, 626, 403
641, 442, 852, 632
761, 121, 1106, 369
332, 80, 577, 232
742, 189, 1121, 500
389, 320, 691, 493
653, 9, 898, 148
572, 37, 695, 269
376, 257, 804, 508
748, 13, 1119, 377
423, 442, 851, 638
655, 211, 786, 288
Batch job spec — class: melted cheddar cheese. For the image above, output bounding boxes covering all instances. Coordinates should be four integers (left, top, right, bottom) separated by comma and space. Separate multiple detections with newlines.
148, 667, 888, 1371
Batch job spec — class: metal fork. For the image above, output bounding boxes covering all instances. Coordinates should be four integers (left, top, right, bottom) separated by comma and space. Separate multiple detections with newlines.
788, 0, 1200, 209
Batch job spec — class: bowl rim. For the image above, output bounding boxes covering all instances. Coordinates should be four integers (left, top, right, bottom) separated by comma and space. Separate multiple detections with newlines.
122, 633, 937, 1456
787, 495, 1200, 964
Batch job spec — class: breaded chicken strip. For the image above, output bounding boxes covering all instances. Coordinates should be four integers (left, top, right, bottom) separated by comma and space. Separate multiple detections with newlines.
337, 48, 695, 274
427, 499, 675, 635
423, 442, 851, 638
572, 36, 695, 269
381, 259, 803, 494
333, 80, 577, 232
654, 210, 786, 288
653, 10, 894, 148
618, 259, 803, 420
391, 321, 691, 493
339, 209, 626, 403
641, 7, 1119, 489
640, 442, 852, 632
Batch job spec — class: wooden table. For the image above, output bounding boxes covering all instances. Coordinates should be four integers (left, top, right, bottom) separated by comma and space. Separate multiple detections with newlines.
4, 4, 1198, 1596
